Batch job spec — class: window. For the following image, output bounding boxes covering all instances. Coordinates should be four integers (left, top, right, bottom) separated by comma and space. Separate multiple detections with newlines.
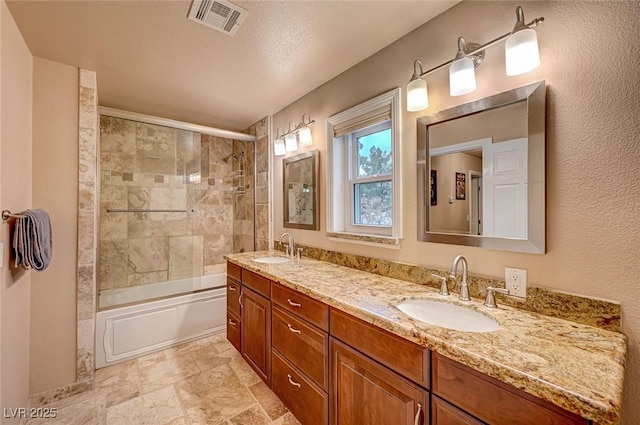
349, 121, 392, 231
327, 88, 402, 245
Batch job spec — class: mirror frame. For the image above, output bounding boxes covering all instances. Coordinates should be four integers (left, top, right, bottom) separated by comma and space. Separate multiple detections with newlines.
283, 149, 320, 230
417, 81, 546, 253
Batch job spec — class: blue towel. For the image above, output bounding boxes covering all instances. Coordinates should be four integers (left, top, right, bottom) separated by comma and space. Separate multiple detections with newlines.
12, 209, 53, 271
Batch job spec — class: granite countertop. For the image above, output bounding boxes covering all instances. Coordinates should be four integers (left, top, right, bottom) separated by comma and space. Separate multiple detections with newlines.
225, 251, 627, 425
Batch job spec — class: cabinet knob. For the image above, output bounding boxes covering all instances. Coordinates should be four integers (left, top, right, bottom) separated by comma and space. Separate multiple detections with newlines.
287, 373, 301, 388
287, 298, 302, 308
287, 324, 301, 334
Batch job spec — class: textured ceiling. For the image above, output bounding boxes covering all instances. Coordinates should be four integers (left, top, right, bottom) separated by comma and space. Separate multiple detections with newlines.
7, 0, 457, 131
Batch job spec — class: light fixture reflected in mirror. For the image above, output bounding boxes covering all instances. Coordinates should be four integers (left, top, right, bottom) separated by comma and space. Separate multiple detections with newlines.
406, 5, 544, 111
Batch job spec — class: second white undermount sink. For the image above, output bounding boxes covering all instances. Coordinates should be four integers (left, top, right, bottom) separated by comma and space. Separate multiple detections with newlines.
397, 299, 500, 333
253, 256, 290, 264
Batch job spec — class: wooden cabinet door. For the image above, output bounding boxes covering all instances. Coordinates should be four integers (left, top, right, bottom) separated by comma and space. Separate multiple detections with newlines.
241, 286, 271, 386
330, 339, 428, 425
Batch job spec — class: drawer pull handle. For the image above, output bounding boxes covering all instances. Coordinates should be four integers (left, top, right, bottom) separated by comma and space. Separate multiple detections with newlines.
287, 374, 301, 388
228, 319, 237, 326
287, 324, 301, 334
238, 292, 243, 309
229, 286, 237, 291
414, 403, 422, 425
287, 298, 302, 308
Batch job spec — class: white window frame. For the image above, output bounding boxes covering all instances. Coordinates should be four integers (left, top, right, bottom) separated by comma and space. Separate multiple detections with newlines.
346, 121, 393, 235
327, 88, 402, 244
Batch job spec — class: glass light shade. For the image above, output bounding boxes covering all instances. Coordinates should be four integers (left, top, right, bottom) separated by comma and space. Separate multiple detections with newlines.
407, 78, 429, 112
285, 133, 298, 152
449, 57, 476, 96
505, 28, 540, 76
274, 138, 286, 156
298, 126, 313, 146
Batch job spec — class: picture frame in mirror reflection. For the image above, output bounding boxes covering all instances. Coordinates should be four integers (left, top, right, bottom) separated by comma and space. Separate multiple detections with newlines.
430, 170, 437, 206
455, 172, 466, 200
283, 150, 320, 230
417, 80, 546, 254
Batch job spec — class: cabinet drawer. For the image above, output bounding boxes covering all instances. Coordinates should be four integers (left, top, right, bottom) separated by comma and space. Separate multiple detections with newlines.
226, 310, 241, 352
432, 395, 483, 425
330, 308, 430, 388
227, 261, 242, 282
432, 354, 588, 425
242, 269, 271, 298
272, 305, 328, 390
272, 283, 329, 331
273, 350, 328, 425
227, 278, 241, 316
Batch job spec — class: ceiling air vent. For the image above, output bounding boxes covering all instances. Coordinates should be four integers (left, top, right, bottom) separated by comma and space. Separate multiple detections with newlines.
188, 0, 248, 37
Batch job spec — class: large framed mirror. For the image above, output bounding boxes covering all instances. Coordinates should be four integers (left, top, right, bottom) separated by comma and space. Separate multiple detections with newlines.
283, 150, 320, 230
417, 81, 546, 253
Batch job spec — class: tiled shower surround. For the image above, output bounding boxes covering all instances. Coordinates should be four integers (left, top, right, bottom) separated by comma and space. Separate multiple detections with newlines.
98, 116, 254, 300
250, 119, 270, 250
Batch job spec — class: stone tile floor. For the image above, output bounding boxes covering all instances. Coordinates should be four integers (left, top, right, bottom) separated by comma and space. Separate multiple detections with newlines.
27, 334, 301, 425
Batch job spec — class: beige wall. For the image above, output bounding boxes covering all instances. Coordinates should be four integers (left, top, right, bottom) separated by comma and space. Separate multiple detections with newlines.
30, 57, 78, 394
1, 0, 33, 418
272, 2, 640, 423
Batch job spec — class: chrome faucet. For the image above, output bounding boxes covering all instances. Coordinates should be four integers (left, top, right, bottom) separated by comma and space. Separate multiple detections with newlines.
449, 255, 470, 301
278, 232, 295, 257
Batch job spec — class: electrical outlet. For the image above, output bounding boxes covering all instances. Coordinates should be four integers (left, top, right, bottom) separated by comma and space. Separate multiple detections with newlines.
505, 267, 527, 298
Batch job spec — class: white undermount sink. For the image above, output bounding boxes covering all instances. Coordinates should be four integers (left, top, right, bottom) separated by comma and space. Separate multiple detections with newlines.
397, 299, 500, 333
253, 256, 290, 264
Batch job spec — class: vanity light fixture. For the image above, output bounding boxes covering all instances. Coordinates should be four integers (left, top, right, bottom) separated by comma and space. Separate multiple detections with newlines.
449, 37, 482, 96
274, 128, 287, 156
298, 114, 314, 147
505, 6, 541, 76
407, 60, 429, 111
285, 122, 298, 152
273, 114, 316, 156
407, 5, 544, 111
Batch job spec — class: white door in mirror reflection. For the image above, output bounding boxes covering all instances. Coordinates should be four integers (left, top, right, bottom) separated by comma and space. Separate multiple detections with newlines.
482, 137, 527, 239
469, 172, 483, 235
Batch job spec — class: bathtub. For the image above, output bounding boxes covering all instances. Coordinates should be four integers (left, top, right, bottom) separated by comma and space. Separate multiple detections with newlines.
95, 273, 227, 368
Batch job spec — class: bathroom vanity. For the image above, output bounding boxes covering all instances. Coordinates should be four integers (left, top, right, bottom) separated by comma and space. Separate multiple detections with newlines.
224, 252, 626, 425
